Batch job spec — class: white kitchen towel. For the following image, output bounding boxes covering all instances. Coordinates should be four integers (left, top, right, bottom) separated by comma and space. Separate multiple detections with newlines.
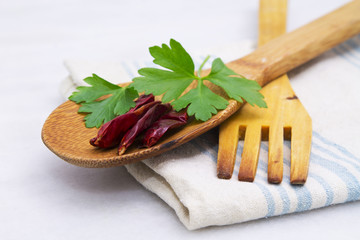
60, 36, 360, 230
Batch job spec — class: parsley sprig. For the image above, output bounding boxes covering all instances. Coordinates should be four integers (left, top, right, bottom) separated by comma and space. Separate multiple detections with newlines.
69, 74, 138, 128
69, 39, 266, 127
131, 39, 267, 121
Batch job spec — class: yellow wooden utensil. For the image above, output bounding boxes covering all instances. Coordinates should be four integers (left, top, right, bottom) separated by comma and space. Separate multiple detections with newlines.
217, 0, 312, 184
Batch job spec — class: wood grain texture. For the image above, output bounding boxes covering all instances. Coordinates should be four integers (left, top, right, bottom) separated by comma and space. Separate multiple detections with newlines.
217, 120, 240, 179
42, 0, 360, 168
237, 124, 262, 181
227, 0, 360, 86
218, 0, 312, 184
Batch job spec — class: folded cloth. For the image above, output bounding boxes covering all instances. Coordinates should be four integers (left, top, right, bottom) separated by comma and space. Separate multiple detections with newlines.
60, 37, 360, 230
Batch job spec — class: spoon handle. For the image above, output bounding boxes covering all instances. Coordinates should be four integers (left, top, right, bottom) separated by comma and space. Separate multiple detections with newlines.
227, 0, 360, 86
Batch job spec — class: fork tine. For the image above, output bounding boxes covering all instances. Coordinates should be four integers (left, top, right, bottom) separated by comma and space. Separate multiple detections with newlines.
290, 118, 312, 184
268, 123, 284, 183
238, 124, 262, 182
217, 121, 239, 179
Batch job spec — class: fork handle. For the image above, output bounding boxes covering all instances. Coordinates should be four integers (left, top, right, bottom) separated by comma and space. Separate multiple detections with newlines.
258, 0, 287, 46
227, 0, 360, 86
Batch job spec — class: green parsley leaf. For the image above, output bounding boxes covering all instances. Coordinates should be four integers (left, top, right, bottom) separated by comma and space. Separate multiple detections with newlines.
149, 39, 195, 76
69, 74, 120, 103
69, 74, 138, 128
131, 68, 194, 103
131, 39, 196, 102
172, 84, 229, 121
206, 58, 267, 108
131, 39, 267, 121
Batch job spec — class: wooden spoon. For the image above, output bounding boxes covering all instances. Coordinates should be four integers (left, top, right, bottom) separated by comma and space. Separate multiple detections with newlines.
42, 1, 360, 168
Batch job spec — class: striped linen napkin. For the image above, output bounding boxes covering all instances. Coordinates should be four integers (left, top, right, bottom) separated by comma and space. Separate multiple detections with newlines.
60, 36, 360, 230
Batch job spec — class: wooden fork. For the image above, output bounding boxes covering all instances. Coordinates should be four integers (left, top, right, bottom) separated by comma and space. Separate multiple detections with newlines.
217, 0, 312, 184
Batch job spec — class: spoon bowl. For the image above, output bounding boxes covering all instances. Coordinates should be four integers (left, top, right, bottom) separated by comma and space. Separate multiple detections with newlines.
42, 94, 240, 167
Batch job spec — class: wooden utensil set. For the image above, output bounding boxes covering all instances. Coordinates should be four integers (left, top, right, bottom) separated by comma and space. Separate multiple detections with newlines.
42, 0, 360, 184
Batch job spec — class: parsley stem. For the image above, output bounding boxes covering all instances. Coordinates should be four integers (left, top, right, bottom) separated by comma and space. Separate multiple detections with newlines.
197, 76, 203, 90
197, 55, 210, 78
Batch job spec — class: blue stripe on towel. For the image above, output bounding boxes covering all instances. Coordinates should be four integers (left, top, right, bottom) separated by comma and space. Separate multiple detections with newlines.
308, 173, 334, 206
261, 143, 313, 212
279, 187, 291, 214
310, 151, 360, 202
291, 183, 313, 212
312, 142, 360, 173
283, 141, 336, 206
345, 39, 360, 54
254, 180, 276, 217
337, 42, 360, 61
237, 144, 290, 216
332, 46, 360, 69
313, 131, 360, 162
312, 133, 360, 202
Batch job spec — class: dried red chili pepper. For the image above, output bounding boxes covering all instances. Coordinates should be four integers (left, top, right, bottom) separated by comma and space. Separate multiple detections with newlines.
90, 101, 158, 148
142, 110, 188, 147
129, 94, 154, 112
159, 110, 188, 122
118, 103, 172, 155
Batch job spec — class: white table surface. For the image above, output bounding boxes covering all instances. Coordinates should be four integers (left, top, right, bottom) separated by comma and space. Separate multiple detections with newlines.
1, 0, 360, 239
